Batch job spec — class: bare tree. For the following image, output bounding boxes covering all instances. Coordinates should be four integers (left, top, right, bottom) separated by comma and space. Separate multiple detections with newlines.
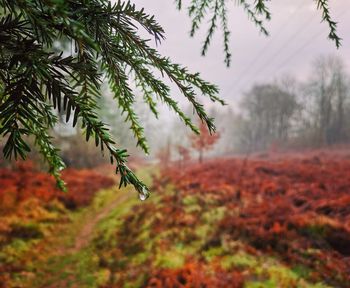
240, 83, 299, 151
305, 55, 350, 145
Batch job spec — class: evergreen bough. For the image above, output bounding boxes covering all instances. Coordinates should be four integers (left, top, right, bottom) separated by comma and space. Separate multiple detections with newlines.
176, 0, 341, 67
0, 0, 340, 199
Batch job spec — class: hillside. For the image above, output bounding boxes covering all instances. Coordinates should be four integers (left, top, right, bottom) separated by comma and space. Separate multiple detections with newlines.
1, 151, 350, 287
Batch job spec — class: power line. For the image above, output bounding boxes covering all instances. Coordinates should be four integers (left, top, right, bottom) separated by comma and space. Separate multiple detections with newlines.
272, 8, 350, 77
230, 1, 305, 84
235, 6, 350, 94
238, 10, 319, 89
228, 0, 306, 92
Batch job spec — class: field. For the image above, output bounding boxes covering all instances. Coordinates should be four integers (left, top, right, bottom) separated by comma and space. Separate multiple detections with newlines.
1, 150, 350, 287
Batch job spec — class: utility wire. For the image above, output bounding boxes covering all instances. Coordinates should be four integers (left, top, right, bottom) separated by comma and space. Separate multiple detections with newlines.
239, 11, 319, 88
272, 8, 350, 77
228, 0, 306, 91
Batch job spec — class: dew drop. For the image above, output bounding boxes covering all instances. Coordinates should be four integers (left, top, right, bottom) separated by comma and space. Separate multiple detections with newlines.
138, 186, 149, 201
58, 165, 65, 172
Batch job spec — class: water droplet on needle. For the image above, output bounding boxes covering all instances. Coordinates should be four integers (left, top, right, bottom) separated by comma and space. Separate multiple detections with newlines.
139, 193, 147, 201
138, 186, 149, 201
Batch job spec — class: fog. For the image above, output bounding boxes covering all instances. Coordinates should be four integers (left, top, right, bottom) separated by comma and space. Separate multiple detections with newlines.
112, 1, 350, 158
48, 1, 350, 162
133, 0, 350, 106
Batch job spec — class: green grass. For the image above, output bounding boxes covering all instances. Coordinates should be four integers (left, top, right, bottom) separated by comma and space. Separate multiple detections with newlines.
11, 179, 143, 288
3, 166, 335, 288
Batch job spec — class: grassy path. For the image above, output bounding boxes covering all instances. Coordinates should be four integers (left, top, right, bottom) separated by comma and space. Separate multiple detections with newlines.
10, 167, 154, 288
17, 186, 136, 288
72, 193, 129, 252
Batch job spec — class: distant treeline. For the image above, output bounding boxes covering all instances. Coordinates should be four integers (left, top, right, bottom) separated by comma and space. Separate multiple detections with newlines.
3, 55, 348, 168
221, 55, 350, 153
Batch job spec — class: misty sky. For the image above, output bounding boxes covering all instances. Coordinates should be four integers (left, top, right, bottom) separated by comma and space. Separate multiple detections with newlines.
132, 0, 350, 109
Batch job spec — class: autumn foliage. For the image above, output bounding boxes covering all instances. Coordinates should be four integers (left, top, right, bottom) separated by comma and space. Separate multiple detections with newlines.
96, 150, 350, 287
3, 151, 350, 287
159, 151, 350, 286
190, 122, 220, 162
0, 161, 116, 286
146, 261, 244, 288
0, 161, 115, 212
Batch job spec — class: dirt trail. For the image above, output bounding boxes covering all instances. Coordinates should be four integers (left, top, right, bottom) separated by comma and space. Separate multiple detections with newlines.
41, 191, 131, 288
73, 193, 129, 251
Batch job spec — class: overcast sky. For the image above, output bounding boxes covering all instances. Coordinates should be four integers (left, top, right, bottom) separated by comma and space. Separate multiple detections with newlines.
132, 0, 350, 109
